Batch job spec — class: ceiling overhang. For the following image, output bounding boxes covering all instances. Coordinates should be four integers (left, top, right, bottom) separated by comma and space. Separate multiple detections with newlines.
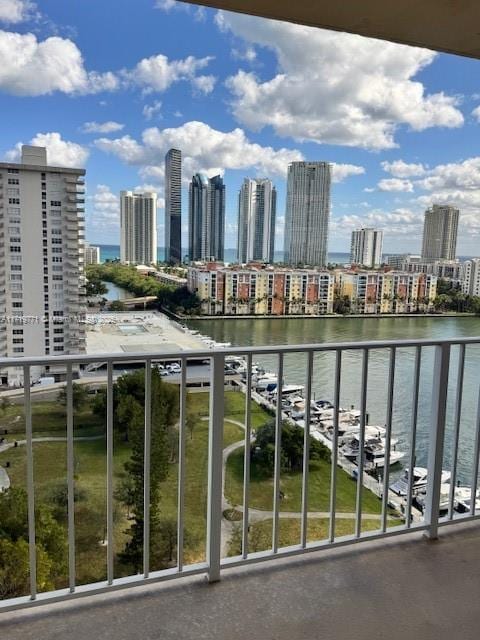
181, 0, 480, 58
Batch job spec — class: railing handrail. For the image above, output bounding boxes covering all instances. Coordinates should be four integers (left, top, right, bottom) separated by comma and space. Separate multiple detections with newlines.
0, 335, 479, 368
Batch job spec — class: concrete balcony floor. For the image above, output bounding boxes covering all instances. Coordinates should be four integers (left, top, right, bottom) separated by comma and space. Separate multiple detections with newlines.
2, 521, 480, 640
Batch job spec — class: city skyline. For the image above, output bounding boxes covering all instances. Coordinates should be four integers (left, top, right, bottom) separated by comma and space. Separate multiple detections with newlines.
0, 2, 479, 254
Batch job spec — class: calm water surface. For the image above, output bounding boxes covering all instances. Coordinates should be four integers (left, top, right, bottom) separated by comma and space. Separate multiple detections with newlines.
186, 316, 480, 483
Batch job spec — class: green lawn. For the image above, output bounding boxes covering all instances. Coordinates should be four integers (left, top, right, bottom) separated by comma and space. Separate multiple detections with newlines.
0, 398, 104, 439
0, 390, 256, 580
225, 449, 385, 515
228, 517, 399, 556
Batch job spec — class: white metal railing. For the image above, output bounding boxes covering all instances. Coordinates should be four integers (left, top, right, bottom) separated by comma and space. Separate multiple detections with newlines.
0, 336, 479, 610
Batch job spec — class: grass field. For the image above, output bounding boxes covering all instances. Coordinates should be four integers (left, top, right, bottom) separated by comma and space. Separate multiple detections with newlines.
228, 517, 397, 556
0, 386, 398, 589
225, 449, 385, 515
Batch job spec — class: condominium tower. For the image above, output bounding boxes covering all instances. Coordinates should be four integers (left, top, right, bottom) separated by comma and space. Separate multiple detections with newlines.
237, 178, 276, 264
0, 145, 86, 385
165, 148, 182, 264
188, 174, 225, 261
284, 161, 331, 267
462, 259, 480, 297
350, 228, 383, 268
120, 191, 157, 264
85, 243, 100, 265
421, 204, 459, 262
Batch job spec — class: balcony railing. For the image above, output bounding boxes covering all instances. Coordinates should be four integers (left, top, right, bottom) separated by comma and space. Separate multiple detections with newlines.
0, 336, 479, 611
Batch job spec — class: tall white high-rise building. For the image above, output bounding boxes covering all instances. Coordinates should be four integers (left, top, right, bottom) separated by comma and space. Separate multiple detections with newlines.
85, 244, 100, 265
462, 259, 480, 297
120, 191, 157, 264
188, 174, 225, 262
350, 228, 383, 267
165, 148, 182, 264
237, 178, 276, 264
0, 145, 86, 385
284, 162, 331, 267
421, 204, 459, 262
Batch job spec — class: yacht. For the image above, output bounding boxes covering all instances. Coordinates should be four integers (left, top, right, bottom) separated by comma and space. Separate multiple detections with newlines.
389, 467, 451, 496
414, 483, 451, 514
341, 435, 405, 468
454, 487, 480, 513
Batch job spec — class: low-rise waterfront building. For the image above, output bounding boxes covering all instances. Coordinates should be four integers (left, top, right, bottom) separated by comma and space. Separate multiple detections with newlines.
401, 259, 462, 283
188, 263, 334, 315
335, 270, 437, 314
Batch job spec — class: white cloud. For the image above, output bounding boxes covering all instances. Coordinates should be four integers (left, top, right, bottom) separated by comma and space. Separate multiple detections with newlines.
331, 163, 365, 183
143, 100, 162, 120
378, 178, 414, 192
0, 30, 214, 98
472, 106, 480, 122
217, 11, 463, 150
94, 120, 305, 180
0, 30, 118, 96
154, 0, 180, 11
414, 157, 480, 237
0, 0, 35, 23
5, 132, 89, 167
81, 121, 124, 134
86, 184, 120, 241
232, 46, 257, 62
124, 53, 216, 94
381, 159, 426, 177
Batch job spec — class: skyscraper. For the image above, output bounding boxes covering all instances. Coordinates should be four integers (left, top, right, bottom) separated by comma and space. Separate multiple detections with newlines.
188, 174, 225, 261
284, 161, 331, 266
0, 145, 86, 385
350, 228, 383, 267
421, 204, 459, 262
120, 191, 157, 264
237, 178, 276, 264
165, 148, 182, 264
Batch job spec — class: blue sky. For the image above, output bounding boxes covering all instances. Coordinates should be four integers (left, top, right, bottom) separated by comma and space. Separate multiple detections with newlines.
1, 0, 480, 255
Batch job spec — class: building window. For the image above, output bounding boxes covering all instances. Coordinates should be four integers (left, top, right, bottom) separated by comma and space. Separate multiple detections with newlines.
54, 346, 63, 352
50, 200, 62, 207
10, 246, 21, 253
12, 302, 22, 308
10, 265, 22, 272
7, 178, 19, 185
7, 168, 19, 174
7, 188, 19, 196
13, 347, 24, 353
8, 198, 20, 204
12, 338, 23, 344
12, 329, 23, 335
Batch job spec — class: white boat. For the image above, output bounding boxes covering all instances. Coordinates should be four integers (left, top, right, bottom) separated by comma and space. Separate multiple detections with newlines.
415, 483, 452, 513
254, 374, 279, 391
390, 466, 451, 496
341, 435, 405, 468
454, 487, 480, 513
339, 424, 387, 444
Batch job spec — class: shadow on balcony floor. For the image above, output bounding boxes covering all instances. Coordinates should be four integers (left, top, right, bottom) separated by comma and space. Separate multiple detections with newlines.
1, 522, 480, 640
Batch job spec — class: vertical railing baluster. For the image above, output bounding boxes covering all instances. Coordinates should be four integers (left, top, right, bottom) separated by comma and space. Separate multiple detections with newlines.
469, 384, 480, 517
300, 351, 314, 548
106, 361, 114, 584
329, 350, 342, 543
424, 343, 451, 539
381, 348, 396, 533
242, 353, 253, 559
143, 359, 152, 578
355, 349, 369, 538
23, 365, 37, 600
449, 344, 465, 519
207, 352, 224, 582
406, 346, 421, 527
177, 358, 187, 571
272, 353, 284, 553
66, 363, 76, 592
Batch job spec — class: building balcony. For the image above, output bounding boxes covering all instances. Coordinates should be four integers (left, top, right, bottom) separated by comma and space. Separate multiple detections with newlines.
0, 336, 479, 631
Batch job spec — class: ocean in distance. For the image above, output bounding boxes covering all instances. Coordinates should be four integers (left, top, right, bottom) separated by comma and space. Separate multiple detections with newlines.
96, 245, 351, 265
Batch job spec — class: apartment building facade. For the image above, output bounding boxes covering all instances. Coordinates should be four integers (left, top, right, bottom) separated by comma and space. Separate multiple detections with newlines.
188, 264, 334, 316
120, 190, 157, 264
85, 244, 100, 265
462, 259, 480, 297
350, 228, 383, 267
421, 204, 459, 262
237, 178, 276, 264
336, 270, 437, 314
0, 145, 86, 385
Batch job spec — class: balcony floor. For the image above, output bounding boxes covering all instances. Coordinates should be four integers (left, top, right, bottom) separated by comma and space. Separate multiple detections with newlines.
2, 521, 480, 640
